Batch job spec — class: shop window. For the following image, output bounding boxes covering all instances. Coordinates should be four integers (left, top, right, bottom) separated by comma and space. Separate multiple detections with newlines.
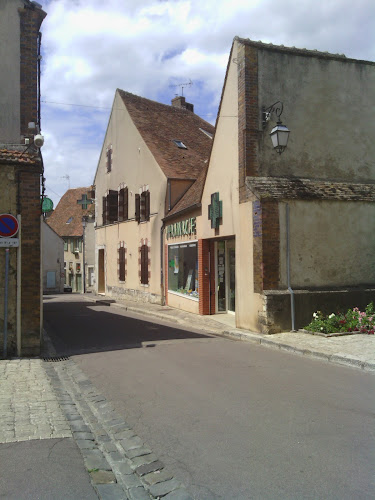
168, 242, 198, 299
140, 244, 149, 284
118, 187, 128, 221
135, 190, 150, 223
119, 246, 126, 281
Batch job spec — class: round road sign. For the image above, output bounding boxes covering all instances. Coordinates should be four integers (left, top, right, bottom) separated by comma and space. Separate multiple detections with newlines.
0, 214, 19, 238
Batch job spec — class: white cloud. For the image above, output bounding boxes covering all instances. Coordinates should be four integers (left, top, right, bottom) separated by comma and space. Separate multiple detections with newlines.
39, 0, 375, 205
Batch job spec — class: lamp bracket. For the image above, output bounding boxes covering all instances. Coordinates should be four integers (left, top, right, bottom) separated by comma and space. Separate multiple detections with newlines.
262, 101, 284, 128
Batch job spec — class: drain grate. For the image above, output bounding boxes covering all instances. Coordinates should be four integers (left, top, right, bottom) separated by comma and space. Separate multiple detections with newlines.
43, 356, 70, 362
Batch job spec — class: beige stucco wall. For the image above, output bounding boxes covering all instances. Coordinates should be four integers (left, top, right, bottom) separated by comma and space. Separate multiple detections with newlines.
199, 42, 263, 329
94, 91, 167, 300
64, 238, 84, 292
257, 49, 375, 182
0, 0, 21, 143
42, 222, 64, 293
279, 200, 375, 289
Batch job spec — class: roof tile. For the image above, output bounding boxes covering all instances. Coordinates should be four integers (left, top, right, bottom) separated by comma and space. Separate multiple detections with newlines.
46, 187, 94, 237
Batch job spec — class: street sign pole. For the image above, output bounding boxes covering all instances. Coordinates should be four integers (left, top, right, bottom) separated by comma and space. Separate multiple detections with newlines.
3, 248, 9, 358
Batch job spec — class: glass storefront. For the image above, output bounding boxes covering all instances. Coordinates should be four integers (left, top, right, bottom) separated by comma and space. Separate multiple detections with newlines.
168, 242, 198, 299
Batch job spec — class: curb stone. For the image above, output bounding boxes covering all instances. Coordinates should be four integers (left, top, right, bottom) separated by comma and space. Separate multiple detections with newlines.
44, 359, 192, 500
82, 295, 374, 372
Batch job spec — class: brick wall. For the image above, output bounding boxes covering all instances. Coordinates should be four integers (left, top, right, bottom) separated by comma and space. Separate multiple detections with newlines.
237, 43, 259, 203
253, 199, 280, 294
18, 5, 46, 138
19, 167, 42, 356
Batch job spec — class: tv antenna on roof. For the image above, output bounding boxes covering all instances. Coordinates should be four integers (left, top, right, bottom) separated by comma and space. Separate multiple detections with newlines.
61, 174, 70, 189
169, 79, 193, 97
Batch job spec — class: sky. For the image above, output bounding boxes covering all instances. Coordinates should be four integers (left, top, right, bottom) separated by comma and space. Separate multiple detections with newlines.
39, 0, 375, 206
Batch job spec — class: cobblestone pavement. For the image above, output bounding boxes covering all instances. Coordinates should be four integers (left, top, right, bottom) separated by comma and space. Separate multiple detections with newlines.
0, 356, 192, 500
0, 359, 71, 444
45, 358, 193, 500
85, 294, 375, 372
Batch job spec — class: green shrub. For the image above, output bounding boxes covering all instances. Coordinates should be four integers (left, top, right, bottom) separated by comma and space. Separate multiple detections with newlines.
304, 303, 375, 334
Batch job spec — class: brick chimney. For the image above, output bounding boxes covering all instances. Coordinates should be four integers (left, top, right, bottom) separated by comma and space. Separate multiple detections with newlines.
171, 96, 194, 113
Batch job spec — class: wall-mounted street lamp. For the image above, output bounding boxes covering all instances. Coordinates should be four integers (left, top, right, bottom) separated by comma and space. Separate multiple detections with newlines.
263, 101, 290, 154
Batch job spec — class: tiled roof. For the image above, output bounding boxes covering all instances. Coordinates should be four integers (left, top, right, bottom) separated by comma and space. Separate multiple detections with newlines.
118, 90, 215, 180
246, 177, 375, 201
0, 148, 41, 165
164, 164, 209, 219
236, 37, 375, 66
46, 187, 94, 237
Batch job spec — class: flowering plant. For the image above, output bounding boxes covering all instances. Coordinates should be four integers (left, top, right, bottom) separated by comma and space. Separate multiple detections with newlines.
305, 303, 375, 334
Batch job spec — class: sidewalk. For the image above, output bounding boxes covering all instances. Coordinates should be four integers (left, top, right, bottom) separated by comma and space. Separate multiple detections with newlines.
0, 357, 193, 500
85, 293, 375, 372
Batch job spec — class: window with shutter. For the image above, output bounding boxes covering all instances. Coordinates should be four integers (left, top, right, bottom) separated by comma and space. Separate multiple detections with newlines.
108, 190, 118, 223
102, 196, 107, 225
118, 187, 128, 222
135, 194, 140, 223
138, 190, 150, 222
140, 244, 149, 284
118, 189, 124, 221
119, 247, 126, 281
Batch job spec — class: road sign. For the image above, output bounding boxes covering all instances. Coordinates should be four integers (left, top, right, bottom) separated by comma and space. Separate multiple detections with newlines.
0, 214, 19, 238
0, 238, 19, 247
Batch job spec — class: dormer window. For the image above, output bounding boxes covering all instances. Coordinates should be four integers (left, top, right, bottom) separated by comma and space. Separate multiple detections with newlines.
173, 140, 187, 149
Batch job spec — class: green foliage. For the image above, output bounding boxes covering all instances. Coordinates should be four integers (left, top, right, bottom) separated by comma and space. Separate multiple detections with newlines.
305, 303, 375, 334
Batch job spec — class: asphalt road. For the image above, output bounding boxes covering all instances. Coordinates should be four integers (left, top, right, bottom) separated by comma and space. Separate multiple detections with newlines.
44, 295, 375, 500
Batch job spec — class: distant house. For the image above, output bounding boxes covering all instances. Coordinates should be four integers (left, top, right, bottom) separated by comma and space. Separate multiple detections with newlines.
47, 187, 95, 293
0, 0, 47, 357
42, 221, 64, 294
93, 91, 214, 303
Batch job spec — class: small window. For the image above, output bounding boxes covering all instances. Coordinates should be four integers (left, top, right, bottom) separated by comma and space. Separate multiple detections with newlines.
106, 145, 113, 172
76, 263, 81, 273
64, 240, 68, 251
66, 217, 73, 224
173, 140, 187, 149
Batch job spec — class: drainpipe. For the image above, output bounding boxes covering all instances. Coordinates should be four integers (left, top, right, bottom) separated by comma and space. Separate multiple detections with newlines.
286, 203, 296, 331
160, 223, 165, 306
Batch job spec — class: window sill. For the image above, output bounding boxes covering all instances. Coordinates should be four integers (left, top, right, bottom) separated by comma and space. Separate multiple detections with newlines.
168, 290, 199, 302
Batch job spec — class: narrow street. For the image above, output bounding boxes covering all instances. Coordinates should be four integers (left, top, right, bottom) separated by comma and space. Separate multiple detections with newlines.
44, 294, 375, 500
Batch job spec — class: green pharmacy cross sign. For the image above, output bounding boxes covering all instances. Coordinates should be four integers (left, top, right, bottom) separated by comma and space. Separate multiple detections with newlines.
208, 192, 222, 229
77, 193, 93, 210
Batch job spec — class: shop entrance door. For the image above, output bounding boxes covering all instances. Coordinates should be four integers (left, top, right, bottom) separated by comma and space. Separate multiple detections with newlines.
215, 239, 235, 313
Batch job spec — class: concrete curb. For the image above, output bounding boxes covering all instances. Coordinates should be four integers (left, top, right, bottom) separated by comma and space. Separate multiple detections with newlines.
82, 295, 375, 372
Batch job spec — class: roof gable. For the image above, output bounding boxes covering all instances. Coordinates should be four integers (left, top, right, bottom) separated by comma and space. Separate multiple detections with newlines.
47, 187, 94, 237
118, 90, 214, 180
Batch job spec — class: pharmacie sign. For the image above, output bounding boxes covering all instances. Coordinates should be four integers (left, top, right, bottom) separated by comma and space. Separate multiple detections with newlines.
166, 217, 196, 239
